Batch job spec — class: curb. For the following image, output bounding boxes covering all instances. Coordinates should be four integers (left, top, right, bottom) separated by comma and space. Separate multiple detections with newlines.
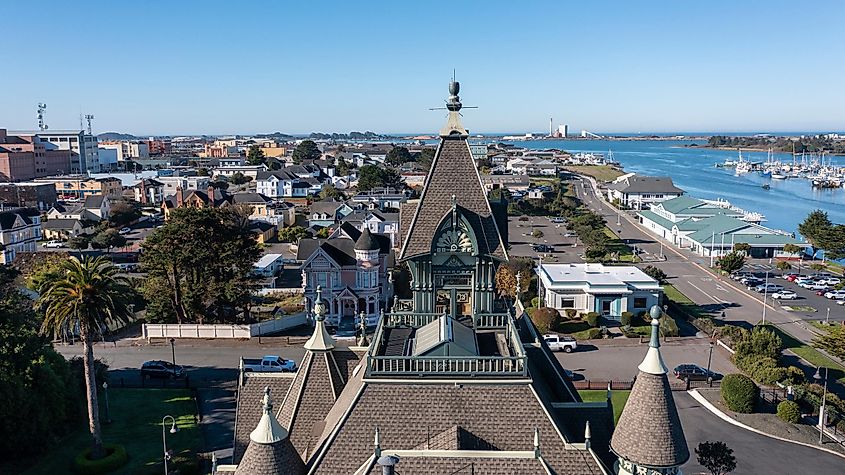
687, 389, 845, 459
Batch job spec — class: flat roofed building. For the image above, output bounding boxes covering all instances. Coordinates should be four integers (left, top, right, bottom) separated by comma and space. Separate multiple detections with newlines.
538, 263, 662, 320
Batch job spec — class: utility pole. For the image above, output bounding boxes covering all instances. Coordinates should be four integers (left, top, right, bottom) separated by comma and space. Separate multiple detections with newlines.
761, 270, 769, 325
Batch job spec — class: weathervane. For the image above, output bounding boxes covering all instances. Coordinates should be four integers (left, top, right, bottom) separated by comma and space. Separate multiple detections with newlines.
431, 72, 476, 137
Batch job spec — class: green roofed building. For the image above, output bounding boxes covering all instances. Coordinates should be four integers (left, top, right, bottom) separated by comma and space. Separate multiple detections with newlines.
639, 196, 807, 259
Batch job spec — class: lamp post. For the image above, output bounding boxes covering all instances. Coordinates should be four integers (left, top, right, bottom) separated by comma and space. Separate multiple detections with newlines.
814, 367, 828, 444
706, 337, 715, 387
169, 338, 176, 367
102, 381, 112, 424
162, 415, 179, 474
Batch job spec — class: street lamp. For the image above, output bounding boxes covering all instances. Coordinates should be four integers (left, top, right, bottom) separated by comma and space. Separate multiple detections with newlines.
706, 337, 715, 387
169, 338, 176, 367
761, 270, 769, 325
813, 367, 829, 444
162, 415, 179, 475
102, 381, 112, 424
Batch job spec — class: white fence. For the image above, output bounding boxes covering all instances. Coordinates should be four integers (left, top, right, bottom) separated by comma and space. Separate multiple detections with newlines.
142, 313, 307, 339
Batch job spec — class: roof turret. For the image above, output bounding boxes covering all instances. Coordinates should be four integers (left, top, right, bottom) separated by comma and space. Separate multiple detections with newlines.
354, 227, 380, 251
235, 387, 304, 475
610, 305, 689, 470
304, 286, 335, 351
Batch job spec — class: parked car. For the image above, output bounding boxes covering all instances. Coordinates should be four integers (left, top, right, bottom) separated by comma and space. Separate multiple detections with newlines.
808, 282, 830, 292
754, 283, 784, 293
731, 272, 754, 281
119, 227, 132, 235
240, 355, 297, 373
818, 277, 841, 286
115, 262, 138, 272
780, 273, 799, 280
772, 290, 798, 300
673, 364, 721, 382
743, 278, 764, 288
543, 334, 578, 353
141, 360, 184, 379
533, 244, 554, 253
786, 274, 802, 282
796, 278, 816, 288
42, 240, 64, 248
823, 290, 845, 300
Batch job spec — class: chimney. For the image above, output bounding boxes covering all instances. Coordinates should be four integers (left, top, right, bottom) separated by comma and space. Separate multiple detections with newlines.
139, 179, 147, 204
175, 186, 184, 207
207, 184, 215, 204
377, 455, 400, 475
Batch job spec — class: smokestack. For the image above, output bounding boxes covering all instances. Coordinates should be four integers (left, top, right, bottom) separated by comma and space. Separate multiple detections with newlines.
377, 455, 400, 475
549, 117, 553, 136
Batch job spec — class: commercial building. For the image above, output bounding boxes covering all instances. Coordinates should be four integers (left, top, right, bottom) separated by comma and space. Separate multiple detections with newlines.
538, 263, 662, 320
11, 129, 100, 174
33, 176, 123, 199
98, 141, 150, 162
0, 182, 57, 210
638, 195, 807, 258
0, 129, 72, 180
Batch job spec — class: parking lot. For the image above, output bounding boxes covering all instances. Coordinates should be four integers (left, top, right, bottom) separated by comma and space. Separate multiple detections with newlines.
506, 214, 579, 260
729, 263, 845, 323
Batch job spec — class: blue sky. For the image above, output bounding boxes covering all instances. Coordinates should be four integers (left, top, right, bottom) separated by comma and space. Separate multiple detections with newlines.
2, 0, 844, 135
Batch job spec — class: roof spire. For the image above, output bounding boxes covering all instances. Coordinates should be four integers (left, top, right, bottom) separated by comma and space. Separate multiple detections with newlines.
584, 421, 592, 450
249, 387, 289, 444
637, 305, 668, 375
533, 427, 540, 458
304, 286, 335, 351
440, 78, 468, 137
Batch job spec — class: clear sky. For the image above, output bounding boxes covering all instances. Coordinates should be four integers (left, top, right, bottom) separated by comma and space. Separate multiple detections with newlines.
2, 0, 844, 136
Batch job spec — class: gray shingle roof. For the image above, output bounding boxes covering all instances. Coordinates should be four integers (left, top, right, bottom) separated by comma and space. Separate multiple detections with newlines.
235, 433, 304, 475
400, 139, 506, 260
233, 374, 296, 463
364, 455, 549, 474
354, 227, 380, 251
610, 371, 689, 468
608, 175, 684, 194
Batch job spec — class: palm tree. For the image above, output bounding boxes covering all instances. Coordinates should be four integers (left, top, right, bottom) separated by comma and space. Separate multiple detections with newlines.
37, 256, 135, 459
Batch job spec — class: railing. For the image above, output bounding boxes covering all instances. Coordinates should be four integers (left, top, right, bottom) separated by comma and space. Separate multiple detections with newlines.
384, 313, 443, 327
474, 313, 510, 328
367, 355, 527, 376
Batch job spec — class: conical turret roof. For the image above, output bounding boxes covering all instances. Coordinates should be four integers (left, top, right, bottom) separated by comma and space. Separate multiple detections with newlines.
610, 306, 689, 468
235, 387, 304, 475
354, 227, 380, 251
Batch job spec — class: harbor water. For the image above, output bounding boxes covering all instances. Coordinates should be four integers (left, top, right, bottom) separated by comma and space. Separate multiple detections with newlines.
516, 139, 845, 240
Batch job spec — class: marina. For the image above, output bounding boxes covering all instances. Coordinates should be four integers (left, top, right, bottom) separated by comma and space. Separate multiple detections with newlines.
512, 139, 845, 240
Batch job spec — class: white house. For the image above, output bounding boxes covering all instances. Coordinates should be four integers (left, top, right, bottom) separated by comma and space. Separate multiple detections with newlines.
538, 263, 662, 320
255, 170, 310, 199
606, 174, 684, 210
253, 253, 284, 277
0, 208, 41, 264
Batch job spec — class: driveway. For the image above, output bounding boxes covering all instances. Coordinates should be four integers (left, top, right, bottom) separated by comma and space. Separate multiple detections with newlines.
676, 392, 843, 474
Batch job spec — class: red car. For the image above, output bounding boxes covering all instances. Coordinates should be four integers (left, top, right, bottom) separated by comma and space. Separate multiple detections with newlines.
786, 274, 800, 282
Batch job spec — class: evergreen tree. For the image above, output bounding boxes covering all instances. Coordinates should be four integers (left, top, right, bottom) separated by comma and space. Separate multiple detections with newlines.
695, 441, 737, 475
292, 140, 321, 164
799, 210, 832, 255
246, 144, 266, 165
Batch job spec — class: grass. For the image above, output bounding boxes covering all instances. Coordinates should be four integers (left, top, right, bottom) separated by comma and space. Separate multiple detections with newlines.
663, 284, 711, 319
563, 165, 625, 182
602, 227, 634, 262
762, 324, 845, 383
558, 320, 592, 334
578, 389, 631, 424
24, 389, 201, 475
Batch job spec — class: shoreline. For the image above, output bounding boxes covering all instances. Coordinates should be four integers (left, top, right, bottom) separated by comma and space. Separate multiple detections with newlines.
684, 144, 845, 156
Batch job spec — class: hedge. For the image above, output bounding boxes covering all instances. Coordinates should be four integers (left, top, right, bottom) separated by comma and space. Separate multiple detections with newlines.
777, 400, 801, 424
585, 312, 600, 327
721, 373, 759, 413
73, 444, 128, 474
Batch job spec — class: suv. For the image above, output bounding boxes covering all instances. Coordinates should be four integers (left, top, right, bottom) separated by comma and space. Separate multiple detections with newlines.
141, 360, 184, 379
823, 290, 845, 300
673, 364, 721, 382
772, 290, 798, 300
754, 283, 783, 293
543, 334, 578, 353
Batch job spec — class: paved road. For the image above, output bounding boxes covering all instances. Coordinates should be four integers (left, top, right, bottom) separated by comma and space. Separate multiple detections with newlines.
555, 338, 734, 382
676, 392, 844, 474
573, 176, 842, 352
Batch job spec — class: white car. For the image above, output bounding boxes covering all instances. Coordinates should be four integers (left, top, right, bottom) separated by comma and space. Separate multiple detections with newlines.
819, 278, 841, 286
119, 227, 132, 235
823, 290, 845, 300
771, 290, 798, 300
42, 240, 64, 248
808, 282, 830, 291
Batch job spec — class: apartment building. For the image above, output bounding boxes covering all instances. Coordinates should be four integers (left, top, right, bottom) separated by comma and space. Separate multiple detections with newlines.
10, 130, 100, 174
0, 207, 42, 264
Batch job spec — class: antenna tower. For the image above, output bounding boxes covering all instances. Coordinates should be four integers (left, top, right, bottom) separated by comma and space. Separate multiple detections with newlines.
37, 103, 48, 131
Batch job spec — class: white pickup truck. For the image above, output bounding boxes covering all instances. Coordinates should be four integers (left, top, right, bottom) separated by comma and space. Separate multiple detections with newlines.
240, 355, 297, 373
543, 334, 578, 353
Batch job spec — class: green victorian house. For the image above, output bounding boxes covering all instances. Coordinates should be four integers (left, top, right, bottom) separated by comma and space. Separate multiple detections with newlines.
398, 79, 509, 318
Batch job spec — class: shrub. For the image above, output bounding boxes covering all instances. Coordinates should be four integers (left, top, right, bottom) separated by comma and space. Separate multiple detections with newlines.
564, 308, 578, 319
572, 327, 602, 340
530, 297, 540, 308
660, 316, 679, 337
777, 400, 801, 423
734, 326, 782, 361
721, 374, 759, 413
735, 355, 786, 385
73, 444, 128, 474
585, 312, 600, 327
529, 307, 560, 334
620, 311, 633, 326
642, 265, 667, 283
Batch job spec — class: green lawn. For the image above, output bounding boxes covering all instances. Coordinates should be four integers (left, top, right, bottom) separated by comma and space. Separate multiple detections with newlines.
601, 227, 635, 262
763, 325, 845, 383
578, 390, 631, 424
24, 389, 201, 475
664, 284, 711, 319
563, 165, 625, 182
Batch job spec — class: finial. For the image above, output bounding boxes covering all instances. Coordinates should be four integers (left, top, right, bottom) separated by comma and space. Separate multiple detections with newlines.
374, 426, 382, 457
304, 286, 335, 351
249, 387, 288, 443
263, 386, 272, 411
637, 305, 669, 375
533, 428, 540, 457
584, 421, 592, 450
516, 271, 522, 297
607, 382, 612, 400
313, 286, 326, 322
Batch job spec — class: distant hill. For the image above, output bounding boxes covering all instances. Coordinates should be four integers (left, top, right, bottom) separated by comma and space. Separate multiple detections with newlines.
98, 132, 140, 141
254, 131, 294, 139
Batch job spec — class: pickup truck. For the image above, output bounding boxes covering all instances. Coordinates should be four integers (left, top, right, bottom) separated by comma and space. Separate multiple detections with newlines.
543, 334, 577, 353
240, 355, 297, 373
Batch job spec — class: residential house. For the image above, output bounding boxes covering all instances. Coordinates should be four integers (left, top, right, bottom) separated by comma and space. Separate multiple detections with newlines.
340, 209, 400, 248
161, 186, 231, 219
42, 218, 95, 241
255, 169, 310, 199
249, 220, 277, 244
0, 208, 41, 264
47, 202, 102, 222
308, 199, 354, 228
133, 178, 165, 206
157, 175, 210, 196
231, 192, 273, 219
253, 253, 284, 277
213, 164, 268, 179
297, 225, 393, 330
538, 263, 662, 320
350, 187, 408, 211
481, 174, 530, 192
607, 174, 684, 209
525, 159, 559, 176
82, 195, 111, 220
